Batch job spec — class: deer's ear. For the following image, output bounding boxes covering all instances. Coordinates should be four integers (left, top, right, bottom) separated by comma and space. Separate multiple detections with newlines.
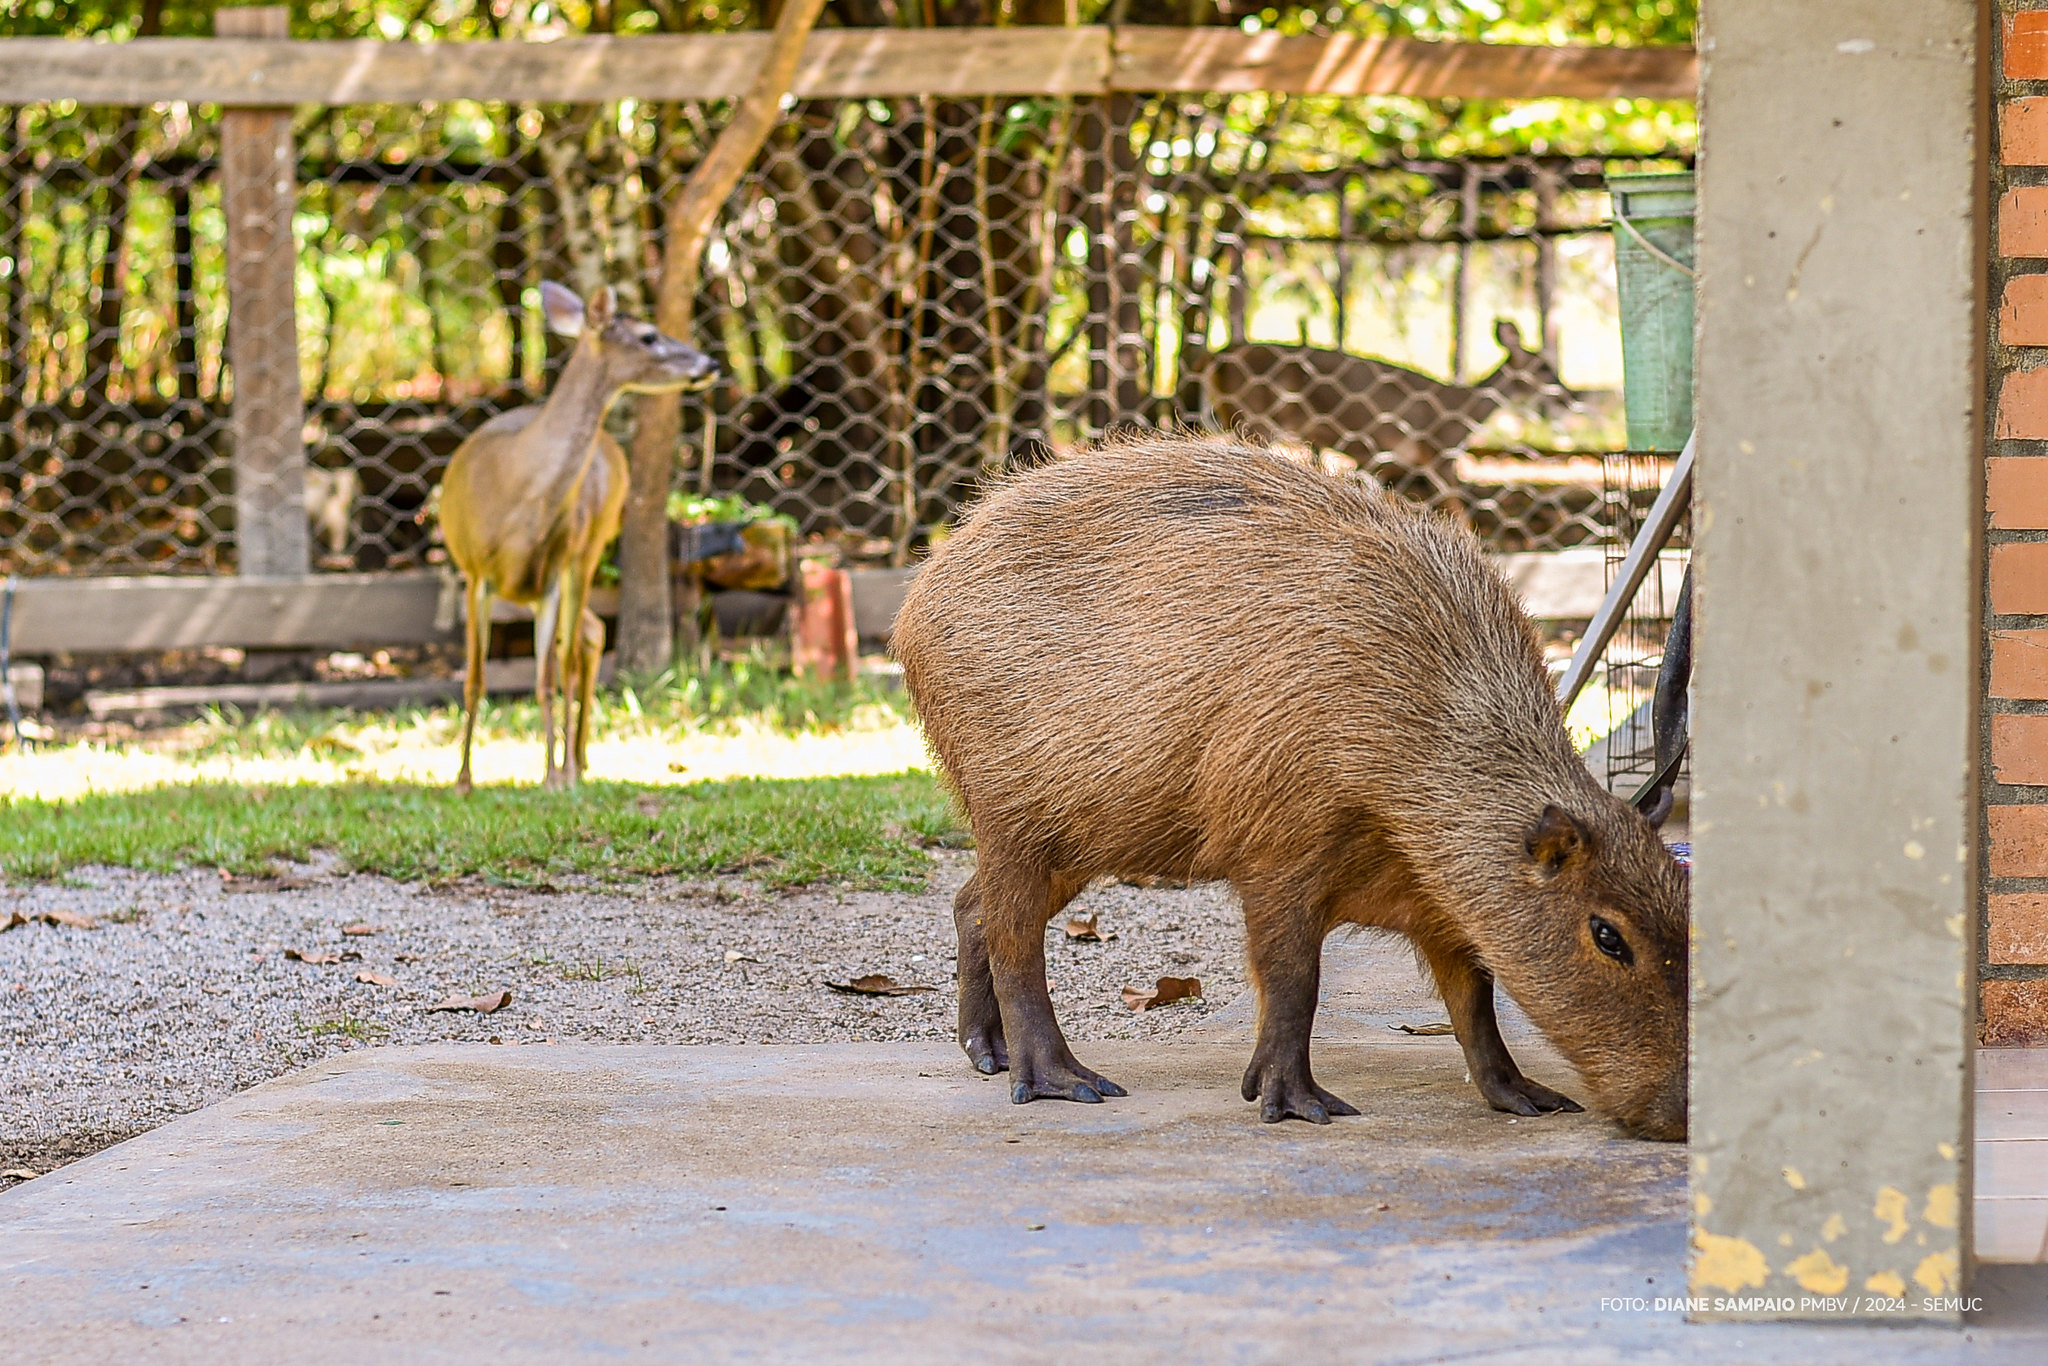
540, 281, 586, 337
1494, 319, 1527, 354
586, 285, 617, 331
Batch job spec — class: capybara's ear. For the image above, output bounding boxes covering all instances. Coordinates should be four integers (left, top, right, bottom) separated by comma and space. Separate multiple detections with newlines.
1523, 804, 1589, 875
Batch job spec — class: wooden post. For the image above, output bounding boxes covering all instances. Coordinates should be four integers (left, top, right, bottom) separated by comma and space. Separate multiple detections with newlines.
1533, 161, 1560, 370
218, 6, 309, 579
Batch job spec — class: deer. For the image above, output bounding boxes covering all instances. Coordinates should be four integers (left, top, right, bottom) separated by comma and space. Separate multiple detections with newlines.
1199, 320, 1574, 509
437, 280, 717, 793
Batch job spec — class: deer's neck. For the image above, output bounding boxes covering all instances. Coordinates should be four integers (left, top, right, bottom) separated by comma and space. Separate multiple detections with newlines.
524, 342, 616, 515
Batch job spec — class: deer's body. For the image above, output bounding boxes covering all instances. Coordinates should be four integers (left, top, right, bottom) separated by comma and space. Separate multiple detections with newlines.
438, 282, 715, 791
1201, 322, 1568, 495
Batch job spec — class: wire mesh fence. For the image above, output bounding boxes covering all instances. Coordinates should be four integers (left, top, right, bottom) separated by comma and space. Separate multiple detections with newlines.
1, 93, 1687, 581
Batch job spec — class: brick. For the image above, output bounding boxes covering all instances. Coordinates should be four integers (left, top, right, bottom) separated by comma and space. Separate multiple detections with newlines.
1991, 894, 2048, 964
1989, 804, 2048, 877
2004, 275, 2048, 347
1982, 978, 2048, 1047
1994, 631, 2048, 698
1997, 367, 2048, 438
1990, 457, 2048, 528
1990, 541, 2048, 614
2012, 14, 2048, 82
2006, 97, 2048, 165
2000, 187, 2048, 258
1994, 713, 2048, 785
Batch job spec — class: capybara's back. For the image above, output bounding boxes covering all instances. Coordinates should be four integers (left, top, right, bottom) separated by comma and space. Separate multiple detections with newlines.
894, 434, 1688, 1139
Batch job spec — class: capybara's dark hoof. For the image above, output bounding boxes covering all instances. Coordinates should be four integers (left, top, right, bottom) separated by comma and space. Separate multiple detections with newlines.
974, 1055, 1002, 1076
1247, 1068, 1361, 1125
1478, 1071, 1583, 1117
1006, 1061, 1127, 1105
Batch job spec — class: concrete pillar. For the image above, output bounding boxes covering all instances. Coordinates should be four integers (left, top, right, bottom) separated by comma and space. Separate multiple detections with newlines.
1691, 1, 1986, 1323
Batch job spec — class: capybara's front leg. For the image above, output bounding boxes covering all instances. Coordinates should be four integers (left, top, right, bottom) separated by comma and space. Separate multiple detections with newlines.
1423, 937, 1584, 1118
979, 853, 1126, 1105
952, 874, 1007, 1075
1239, 891, 1359, 1124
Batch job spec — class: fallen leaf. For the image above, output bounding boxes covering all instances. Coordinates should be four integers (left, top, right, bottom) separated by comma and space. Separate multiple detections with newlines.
1, 912, 27, 932
1122, 976, 1202, 1012
1, 1168, 37, 1181
1062, 914, 1116, 943
355, 971, 397, 987
285, 949, 343, 965
428, 989, 513, 1015
340, 923, 377, 937
1390, 1021, 1456, 1036
724, 950, 758, 964
224, 876, 311, 894
393, 952, 422, 963
633, 794, 664, 817
667, 761, 689, 773
40, 910, 98, 930
826, 975, 937, 997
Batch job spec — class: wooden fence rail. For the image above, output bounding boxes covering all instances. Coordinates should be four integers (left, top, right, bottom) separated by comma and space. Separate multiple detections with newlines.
0, 26, 1696, 106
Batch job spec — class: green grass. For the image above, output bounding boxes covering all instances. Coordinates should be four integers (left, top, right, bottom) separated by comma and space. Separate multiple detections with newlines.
0, 772, 966, 890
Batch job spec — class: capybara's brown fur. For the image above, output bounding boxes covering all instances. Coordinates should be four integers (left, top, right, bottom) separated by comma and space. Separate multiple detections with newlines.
893, 434, 1689, 1140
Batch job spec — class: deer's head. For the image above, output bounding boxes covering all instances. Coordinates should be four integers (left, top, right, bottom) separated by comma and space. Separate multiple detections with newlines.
541, 281, 718, 396
1486, 319, 1577, 420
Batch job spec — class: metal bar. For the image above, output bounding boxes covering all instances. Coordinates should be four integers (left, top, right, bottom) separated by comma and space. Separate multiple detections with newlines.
1554, 429, 1694, 710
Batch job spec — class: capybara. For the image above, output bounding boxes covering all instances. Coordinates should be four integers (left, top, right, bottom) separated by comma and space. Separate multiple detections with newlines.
892, 434, 1689, 1140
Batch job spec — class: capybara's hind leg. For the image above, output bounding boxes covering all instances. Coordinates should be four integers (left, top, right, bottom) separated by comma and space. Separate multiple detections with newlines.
980, 854, 1125, 1104
1421, 936, 1584, 1118
953, 874, 1007, 1075
1239, 889, 1359, 1124
954, 868, 1089, 1077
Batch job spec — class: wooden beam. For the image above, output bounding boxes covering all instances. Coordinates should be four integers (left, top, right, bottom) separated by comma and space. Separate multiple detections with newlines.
218, 7, 310, 579
1110, 27, 1698, 99
0, 28, 1692, 106
3, 574, 455, 654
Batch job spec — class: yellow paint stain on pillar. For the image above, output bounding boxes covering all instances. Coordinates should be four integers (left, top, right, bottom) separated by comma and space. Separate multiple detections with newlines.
1924, 1184, 1958, 1229
1785, 1248, 1850, 1295
1782, 1166, 1806, 1190
1821, 1213, 1847, 1242
1693, 1231, 1771, 1293
1913, 1250, 1960, 1297
1938, 1142, 1956, 1161
1694, 1191, 1713, 1218
1865, 1270, 1907, 1298
1874, 1186, 1911, 1244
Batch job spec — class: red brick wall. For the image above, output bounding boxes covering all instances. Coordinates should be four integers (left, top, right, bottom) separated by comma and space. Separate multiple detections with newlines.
1985, 6, 2048, 1044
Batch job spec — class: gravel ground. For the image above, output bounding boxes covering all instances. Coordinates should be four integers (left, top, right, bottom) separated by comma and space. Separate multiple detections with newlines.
0, 853, 1247, 1180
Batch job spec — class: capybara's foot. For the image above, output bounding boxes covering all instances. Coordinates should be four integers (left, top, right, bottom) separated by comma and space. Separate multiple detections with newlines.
1241, 1062, 1361, 1125
961, 1023, 1009, 1075
1008, 1051, 1128, 1105
1476, 1070, 1584, 1117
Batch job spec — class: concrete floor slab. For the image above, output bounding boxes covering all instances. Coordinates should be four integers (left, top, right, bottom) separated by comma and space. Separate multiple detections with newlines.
4, 1032, 2045, 1364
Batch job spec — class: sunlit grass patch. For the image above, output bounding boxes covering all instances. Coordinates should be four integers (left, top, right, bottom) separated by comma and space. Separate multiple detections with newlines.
0, 772, 966, 891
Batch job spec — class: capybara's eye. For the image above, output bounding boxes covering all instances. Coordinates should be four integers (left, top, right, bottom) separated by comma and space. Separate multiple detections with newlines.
1590, 916, 1634, 966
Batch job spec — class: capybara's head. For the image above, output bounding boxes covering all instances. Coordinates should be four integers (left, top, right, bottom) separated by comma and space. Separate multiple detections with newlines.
1511, 800, 1689, 1141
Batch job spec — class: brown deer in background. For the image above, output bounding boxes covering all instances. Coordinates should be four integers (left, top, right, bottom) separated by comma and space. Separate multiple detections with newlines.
1200, 321, 1573, 507
438, 281, 716, 792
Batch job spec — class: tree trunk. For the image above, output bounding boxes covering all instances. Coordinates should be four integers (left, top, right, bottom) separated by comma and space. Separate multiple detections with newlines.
616, 0, 829, 676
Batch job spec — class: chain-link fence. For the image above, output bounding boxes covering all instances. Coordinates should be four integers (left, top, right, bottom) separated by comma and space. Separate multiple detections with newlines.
1, 93, 1687, 580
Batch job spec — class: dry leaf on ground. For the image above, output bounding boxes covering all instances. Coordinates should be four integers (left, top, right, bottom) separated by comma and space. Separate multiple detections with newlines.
2, 1168, 37, 1181
427, 989, 513, 1014
1122, 976, 1202, 1011
826, 975, 937, 997
0, 912, 24, 931
1390, 1021, 1456, 1036
633, 794, 665, 817
38, 910, 99, 930
340, 923, 377, 937
724, 950, 758, 964
1062, 914, 1115, 943
284, 949, 343, 965
355, 971, 397, 987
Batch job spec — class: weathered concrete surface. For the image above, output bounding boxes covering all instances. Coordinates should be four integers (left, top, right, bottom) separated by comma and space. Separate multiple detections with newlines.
4, 938, 2044, 1362
1693, 0, 1985, 1320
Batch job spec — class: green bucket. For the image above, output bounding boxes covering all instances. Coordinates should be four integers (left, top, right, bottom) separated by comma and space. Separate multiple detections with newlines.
1608, 172, 1697, 452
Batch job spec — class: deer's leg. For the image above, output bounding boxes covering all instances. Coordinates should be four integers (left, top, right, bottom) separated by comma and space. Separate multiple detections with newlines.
569, 607, 603, 783
556, 567, 597, 787
533, 581, 564, 790
455, 577, 491, 795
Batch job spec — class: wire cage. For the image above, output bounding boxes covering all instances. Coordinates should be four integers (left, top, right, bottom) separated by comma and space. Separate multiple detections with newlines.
0, 92, 1688, 581
1593, 446, 1690, 799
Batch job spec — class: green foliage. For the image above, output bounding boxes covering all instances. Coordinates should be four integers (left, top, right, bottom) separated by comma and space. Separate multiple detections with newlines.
0, 771, 964, 888
667, 491, 798, 530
